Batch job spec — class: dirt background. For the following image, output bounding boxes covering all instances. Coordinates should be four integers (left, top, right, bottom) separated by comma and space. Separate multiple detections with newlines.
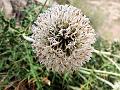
88, 0, 120, 42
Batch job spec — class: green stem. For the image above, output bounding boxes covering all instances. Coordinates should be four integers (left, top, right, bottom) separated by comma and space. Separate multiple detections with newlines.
96, 76, 114, 88
93, 49, 120, 72
24, 43, 42, 90
80, 67, 120, 77
103, 55, 120, 72
79, 68, 117, 89
93, 49, 120, 59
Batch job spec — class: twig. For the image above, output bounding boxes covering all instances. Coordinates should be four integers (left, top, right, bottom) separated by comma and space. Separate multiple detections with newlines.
40, 0, 48, 13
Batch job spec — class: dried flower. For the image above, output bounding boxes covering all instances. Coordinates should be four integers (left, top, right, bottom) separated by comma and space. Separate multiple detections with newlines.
31, 5, 96, 73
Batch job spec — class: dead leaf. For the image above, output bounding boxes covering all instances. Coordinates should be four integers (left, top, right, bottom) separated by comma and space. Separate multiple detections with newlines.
42, 77, 51, 86
15, 79, 35, 90
4, 80, 20, 90
4, 79, 36, 90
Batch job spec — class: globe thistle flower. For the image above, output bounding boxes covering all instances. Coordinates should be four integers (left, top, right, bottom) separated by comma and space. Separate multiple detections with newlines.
31, 5, 96, 73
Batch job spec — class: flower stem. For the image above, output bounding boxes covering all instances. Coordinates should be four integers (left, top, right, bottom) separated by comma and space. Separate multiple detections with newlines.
80, 67, 120, 77
96, 76, 114, 88
103, 55, 120, 72
93, 49, 120, 59
93, 49, 120, 72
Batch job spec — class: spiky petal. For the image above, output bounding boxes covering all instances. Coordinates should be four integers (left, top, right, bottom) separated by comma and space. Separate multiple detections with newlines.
31, 5, 96, 73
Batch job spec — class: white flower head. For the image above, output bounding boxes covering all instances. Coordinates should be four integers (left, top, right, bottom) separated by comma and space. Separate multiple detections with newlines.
31, 5, 96, 73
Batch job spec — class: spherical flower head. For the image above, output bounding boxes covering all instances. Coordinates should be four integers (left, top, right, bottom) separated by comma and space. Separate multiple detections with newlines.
31, 5, 96, 73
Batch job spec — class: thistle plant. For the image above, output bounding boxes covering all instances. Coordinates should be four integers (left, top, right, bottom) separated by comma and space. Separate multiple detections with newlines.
31, 5, 96, 73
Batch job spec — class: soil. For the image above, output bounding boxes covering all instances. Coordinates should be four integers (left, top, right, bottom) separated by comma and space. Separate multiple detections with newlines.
88, 0, 120, 42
